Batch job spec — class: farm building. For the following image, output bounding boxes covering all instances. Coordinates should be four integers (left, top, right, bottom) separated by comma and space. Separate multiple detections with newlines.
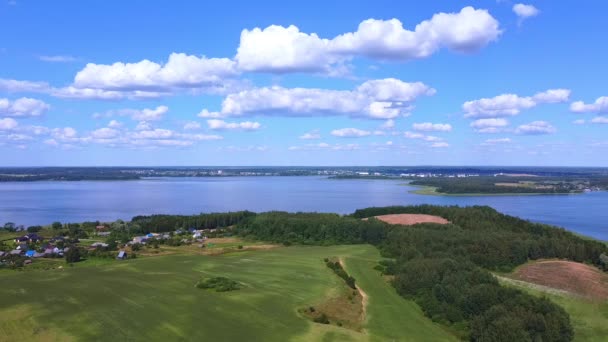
116, 251, 127, 260
25, 250, 36, 257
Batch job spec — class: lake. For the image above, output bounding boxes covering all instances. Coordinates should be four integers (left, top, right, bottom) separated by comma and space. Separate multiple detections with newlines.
0, 176, 606, 240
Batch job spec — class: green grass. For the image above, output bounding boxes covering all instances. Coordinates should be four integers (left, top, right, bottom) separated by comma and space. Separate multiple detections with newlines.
498, 277, 608, 342
0, 245, 452, 341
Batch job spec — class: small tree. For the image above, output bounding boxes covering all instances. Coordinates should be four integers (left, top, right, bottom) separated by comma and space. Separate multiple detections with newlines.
65, 246, 81, 263
51, 221, 63, 230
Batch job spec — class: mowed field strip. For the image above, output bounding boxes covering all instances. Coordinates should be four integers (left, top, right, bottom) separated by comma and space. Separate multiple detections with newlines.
0, 245, 454, 341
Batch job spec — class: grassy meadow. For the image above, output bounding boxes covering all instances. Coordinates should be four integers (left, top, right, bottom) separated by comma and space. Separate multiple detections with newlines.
0, 244, 453, 341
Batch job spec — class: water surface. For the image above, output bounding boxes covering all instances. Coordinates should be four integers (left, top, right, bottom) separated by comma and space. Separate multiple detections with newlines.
0, 176, 606, 240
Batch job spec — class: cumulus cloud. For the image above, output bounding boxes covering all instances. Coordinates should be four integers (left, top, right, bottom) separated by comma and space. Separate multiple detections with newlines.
206, 119, 261, 131
0, 97, 50, 117
299, 130, 321, 140
570, 96, 608, 114
0, 79, 50, 93
591, 117, 608, 124
288, 142, 360, 151
0, 118, 18, 130
236, 7, 501, 73
515, 121, 556, 135
73, 53, 238, 92
331, 128, 371, 138
108, 120, 123, 128
412, 122, 452, 132
91, 127, 121, 139
463, 89, 570, 118
513, 4, 539, 23
96, 106, 169, 121
198, 78, 434, 120
470, 118, 509, 133
404, 131, 443, 142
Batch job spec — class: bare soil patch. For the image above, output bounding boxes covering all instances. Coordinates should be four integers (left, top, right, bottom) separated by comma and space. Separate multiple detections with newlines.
512, 260, 608, 300
366, 214, 449, 226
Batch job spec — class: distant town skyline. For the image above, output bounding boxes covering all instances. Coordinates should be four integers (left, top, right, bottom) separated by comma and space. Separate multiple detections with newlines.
1, 1, 607, 166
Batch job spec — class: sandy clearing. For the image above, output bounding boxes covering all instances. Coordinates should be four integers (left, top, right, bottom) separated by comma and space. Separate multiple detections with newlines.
365, 214, 449, 226
512, 260, 608, 300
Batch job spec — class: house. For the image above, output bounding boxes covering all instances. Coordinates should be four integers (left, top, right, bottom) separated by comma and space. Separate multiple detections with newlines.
116, 251, 127, 260
25, 233, 43, 243
10, 250, 22, 255
25, 250, 36, 257
0, 251, 5, 257
95, 225, 108, 231
132, 236, 148, 244
33, 252, 45, 258
193, 231, 202, 239
14, 236, 29, 243
16, 243, 27, 250
44, 248, 54, 255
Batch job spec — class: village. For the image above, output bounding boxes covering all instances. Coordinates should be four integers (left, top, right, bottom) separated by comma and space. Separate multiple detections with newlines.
0, 223, 232, 270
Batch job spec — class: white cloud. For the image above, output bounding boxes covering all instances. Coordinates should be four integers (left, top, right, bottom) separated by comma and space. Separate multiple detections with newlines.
183, 121, 201, 130
470, 118, 509, 133
404, 131, 443, 142
0, 79, 50, 93
412, 122, 452, 132
0, 118, 18, 130
570, 96, 608, 114
288, 142, 360, 151
206, 119, 261, 131
591, 117, 608, 124
513, 4, 539, 20
483, 138, 512, 145
108, 120, 123, 128
430, 142, 449, 148
220, 145, 269, 152
236, 7, 501, 73
39, 55, 78, 63
91, 127, 120, 139
97, 106, 169, 121
463, 89, 570, 118
515, 121, 556, 135
0, 97, 50, 117
199, 78, 434, 120
299, 130, 321, 140
73, 53, 238, 92
380, 119, 395, 129
331, 128, 371, 138
135, 121, 152, 131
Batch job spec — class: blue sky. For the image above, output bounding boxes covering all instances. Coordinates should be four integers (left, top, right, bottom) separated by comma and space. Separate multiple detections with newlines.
1, 0, 607, 166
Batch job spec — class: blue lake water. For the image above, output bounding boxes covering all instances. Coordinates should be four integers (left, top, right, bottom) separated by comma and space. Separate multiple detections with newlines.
0, 176, 606, 240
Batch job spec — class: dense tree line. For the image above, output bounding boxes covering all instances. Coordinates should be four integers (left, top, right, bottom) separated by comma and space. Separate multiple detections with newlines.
131, 211, 255, 233
235, 205, 608, 341
234, 211, 387, 245
410, 177, 581, 194
325, 259, 356, 289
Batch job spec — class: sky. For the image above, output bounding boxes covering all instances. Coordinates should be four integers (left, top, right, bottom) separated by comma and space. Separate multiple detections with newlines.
0, 0, 607, 166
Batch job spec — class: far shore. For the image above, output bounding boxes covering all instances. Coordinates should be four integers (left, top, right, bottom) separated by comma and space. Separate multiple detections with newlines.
407, 185, 584, 197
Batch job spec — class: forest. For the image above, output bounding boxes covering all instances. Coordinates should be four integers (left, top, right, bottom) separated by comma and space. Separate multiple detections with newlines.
408, 176, 608, 194
235, 205, 608, 341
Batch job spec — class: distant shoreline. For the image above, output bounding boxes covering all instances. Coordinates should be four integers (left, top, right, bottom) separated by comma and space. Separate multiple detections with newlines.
407, 185, 583, 197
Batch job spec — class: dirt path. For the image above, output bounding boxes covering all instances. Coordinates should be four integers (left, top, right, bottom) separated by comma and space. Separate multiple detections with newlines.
339, 257, 369, 324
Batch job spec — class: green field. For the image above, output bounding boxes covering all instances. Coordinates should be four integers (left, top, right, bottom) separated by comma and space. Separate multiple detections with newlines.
498, 277, 608, 342
0, 245, 454, 341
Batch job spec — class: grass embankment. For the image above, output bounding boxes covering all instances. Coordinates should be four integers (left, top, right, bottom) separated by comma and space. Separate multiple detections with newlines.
0, 244, 453, 341
498, 260, 608, 342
